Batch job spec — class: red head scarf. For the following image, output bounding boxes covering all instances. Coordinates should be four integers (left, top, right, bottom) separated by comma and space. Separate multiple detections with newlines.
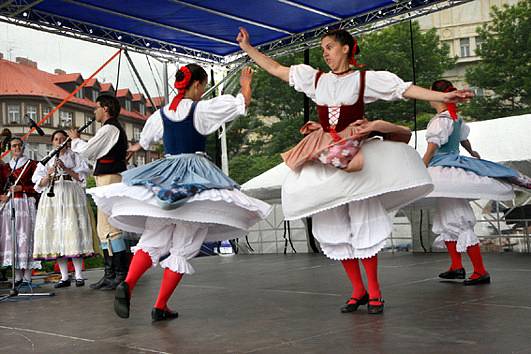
169, 66, 192, 111
443, 86, 459, 121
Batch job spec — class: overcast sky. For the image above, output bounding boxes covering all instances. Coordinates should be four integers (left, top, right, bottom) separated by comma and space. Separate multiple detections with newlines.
0, 21, 183, 99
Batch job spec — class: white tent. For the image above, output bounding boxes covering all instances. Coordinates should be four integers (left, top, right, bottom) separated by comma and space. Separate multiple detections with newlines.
241, 114, 531, 253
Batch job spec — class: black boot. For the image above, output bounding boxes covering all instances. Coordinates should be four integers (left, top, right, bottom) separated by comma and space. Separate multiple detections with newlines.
101, 251, 128, 291
90, 249, 115, 289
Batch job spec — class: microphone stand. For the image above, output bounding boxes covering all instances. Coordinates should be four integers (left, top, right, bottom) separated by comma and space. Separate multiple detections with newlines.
0, 158, 54, 302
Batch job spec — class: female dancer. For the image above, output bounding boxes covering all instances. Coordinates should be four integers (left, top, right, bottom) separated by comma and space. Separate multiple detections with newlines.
89, 65, 271, 322
32, 130, 94, 288
237, 27, 472, 314
0, 137, 40, 286
423, 79, 529, 285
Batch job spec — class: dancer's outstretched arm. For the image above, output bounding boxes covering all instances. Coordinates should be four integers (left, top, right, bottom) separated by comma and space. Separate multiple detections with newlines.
237, 27, 290, 82
403, 85, 474, 104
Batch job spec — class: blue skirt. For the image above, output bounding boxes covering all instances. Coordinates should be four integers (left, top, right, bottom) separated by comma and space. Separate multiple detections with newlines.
122, 153, 239, 209
429, 153, 518, 178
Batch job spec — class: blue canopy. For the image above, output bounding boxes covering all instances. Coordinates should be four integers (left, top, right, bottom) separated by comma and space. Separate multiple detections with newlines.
0, 0, 472, 64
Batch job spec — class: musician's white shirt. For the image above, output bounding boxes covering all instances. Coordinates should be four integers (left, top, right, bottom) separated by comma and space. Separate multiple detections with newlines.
71, 124, 120, 162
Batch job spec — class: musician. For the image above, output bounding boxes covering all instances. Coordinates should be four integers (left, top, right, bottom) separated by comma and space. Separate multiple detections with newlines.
32, 130, 94, 288
68, 94, 129, 290
0, 137, 40, 286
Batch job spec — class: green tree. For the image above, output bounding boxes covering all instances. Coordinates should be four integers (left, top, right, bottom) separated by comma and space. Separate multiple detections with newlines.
463, 0, 531, 119
359, 21, 455, 127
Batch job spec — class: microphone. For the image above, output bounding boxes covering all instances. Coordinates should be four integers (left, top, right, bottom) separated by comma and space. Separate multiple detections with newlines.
26, 115, 45, 136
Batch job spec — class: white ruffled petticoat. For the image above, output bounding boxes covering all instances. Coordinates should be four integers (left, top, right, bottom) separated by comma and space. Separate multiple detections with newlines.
282, 139, 433, 260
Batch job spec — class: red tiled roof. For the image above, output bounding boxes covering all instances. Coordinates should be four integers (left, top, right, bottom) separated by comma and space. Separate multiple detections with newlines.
0, 59, 147, 121
146, 96, 166, 108
52, 72, 83, 84
100, 82, 114, 92
132, 93, 145, 102
85, 78, 100, 88
116, 88, 131, 98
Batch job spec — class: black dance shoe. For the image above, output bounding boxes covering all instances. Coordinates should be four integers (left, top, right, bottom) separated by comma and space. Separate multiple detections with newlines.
367, 298, 384, 315
114, 281, 131, 318
151, 307, 179, 322
340, 292, 369, 313
54, 279, 71, 288
75, 279, 85, 287
438, 268, 466, 280
463, 272, 491, 286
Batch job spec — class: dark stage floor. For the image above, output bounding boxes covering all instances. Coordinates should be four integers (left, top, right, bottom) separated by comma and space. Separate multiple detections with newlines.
1, 252, 531, 354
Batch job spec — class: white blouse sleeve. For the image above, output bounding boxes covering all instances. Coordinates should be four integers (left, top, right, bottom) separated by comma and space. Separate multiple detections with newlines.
71, 124, 120, 161
72, 152, 90, 185
31, 162, 48, 194
460, 121, 470, 141
425, 115, 454, 147
364, 71, 413, 103
139, 110, 163, 150
288, 64, 319, 100
194, 93, 246, 135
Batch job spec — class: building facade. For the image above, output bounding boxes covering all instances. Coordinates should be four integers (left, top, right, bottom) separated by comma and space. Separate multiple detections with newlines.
417, 0, 519, 90
0, 54, 160, 165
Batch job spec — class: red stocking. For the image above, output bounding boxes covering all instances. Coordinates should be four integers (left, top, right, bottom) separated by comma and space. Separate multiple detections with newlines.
341, 259, 367, 303
154, 268, 184, 310
124, 250, 152, 293
445, 241, 463, 270
466, 244, 487, 279
361, 255, 382, 305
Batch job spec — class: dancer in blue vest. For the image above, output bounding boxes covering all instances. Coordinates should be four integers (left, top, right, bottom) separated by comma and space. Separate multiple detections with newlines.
422, 79, 530, 285
89, 64, 271, 322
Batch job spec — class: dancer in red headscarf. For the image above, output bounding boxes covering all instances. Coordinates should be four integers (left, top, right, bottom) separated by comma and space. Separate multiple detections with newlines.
89, 64, 271, 322
237, 27, 473, 314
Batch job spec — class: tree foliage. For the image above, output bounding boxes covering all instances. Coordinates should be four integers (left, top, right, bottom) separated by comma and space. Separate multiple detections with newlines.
359, 21, 455, 124
463, 0, 531, 119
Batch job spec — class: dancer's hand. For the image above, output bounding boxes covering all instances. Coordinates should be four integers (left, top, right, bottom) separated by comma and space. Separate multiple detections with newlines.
443, 89, 474, 103
470, 150, 481, 159
67, 129, 80, 140
126, 143, 142, 161
10, 185, 22, 193
236, 27, 251, 49
240, 67, 253, 87
0, 195, 8, 202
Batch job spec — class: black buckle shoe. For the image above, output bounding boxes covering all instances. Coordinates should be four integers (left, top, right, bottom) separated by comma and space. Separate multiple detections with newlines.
340, 292, 369, 313
367, 298, 384, 315
114, 281, 131, 318
151, 307, 179, 322
439, 268, 466, 280
463, 272, 490, 286
75, 279, 85, 287
54, 279, 71, 288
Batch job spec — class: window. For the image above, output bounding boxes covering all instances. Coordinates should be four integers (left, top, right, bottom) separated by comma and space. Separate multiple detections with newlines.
75, 87, 84, 99
26, 104, 37, 120
8, 104, 21, 124
460, 38, 470, 57
92, 89, 99, 101
475, 36, 484, 54
139, 103, 145, 115
133, 126, 142, 141
59, 110, 73, 128
125, 100, 131, 112
84, 114, 95, 134
42, 106, 53, 126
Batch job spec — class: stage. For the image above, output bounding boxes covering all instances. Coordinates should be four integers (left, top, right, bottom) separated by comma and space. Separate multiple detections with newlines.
1, 252, 531, 353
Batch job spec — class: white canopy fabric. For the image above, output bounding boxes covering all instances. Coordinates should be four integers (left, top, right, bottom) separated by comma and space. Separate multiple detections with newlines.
241, 114, 531, 200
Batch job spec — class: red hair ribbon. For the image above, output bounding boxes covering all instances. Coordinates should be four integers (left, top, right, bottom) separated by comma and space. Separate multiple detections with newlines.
349, 40, 364, 68
169, 66, 192, 111
443, 86, 458, 121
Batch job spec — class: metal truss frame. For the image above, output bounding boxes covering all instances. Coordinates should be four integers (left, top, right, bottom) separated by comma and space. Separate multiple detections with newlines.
0, 0, 473, 67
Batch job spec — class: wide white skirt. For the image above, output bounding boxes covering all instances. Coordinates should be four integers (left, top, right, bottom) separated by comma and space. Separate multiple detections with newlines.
282, 139, 433, 260
88, 183, 272, 243
33, 180, 94, 259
